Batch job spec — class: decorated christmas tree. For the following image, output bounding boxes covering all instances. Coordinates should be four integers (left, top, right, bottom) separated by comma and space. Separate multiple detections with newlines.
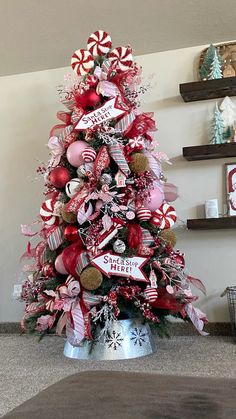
211, 103, 225, 144
19, 30, 207, 349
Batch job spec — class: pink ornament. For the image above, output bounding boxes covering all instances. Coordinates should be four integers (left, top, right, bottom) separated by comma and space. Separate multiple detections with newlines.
136, 208, 152, 221
151, 203, 177, 229
55, 254, 68, 275
66, 141, 88, 167
71, 49, 94, 76
143, 187, 164, 212
82, 147, 97, 162
163, 183, 178, 202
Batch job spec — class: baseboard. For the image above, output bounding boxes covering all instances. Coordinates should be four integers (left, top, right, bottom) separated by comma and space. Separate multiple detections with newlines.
0, 321, 232, 336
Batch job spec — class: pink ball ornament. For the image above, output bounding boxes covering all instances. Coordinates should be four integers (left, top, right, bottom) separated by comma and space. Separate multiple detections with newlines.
66, 141, 88, 167
55, 254, 68, 275
163, 183, 178, 202
143, 186, 164, 212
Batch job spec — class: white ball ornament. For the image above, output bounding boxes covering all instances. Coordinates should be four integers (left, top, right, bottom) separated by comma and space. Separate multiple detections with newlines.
113, 239, 126, 254
65, 178, 84, 198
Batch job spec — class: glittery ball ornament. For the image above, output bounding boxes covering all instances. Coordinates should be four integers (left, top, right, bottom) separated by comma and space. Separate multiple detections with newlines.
100, 173, 113, 185
129, 153, 149, 174
49, 167, 71, 189
64, 225, 79, 242
113, 239, 126, 254
60, 206, 77, 224
80, 267, 103, 290
160, 229, 177, 247
75, 88, 101, 109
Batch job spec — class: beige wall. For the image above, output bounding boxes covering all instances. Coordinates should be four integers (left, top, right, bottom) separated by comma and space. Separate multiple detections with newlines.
1, 44, 233, 322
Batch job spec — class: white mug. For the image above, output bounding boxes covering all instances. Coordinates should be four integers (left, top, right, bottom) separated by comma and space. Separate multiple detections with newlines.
205, 199, 219, 219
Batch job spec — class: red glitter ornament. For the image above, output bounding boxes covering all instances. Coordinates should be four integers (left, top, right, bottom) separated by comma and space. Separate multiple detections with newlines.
64, 225, 79, 242
49, 167, 70, 189
75, 88, 101, 109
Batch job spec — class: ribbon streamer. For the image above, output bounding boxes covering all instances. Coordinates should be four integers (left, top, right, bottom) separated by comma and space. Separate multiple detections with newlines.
109, 143, 130, 176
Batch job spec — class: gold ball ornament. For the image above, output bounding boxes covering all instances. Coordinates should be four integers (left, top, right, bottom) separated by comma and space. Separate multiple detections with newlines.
80, 267, 103, 290
60, 206, 77, 224
129, 153, 149, 173
160, 229, 177, 247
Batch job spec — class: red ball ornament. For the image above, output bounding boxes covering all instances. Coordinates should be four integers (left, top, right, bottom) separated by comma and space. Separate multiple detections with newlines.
64, 225, 79, 242
75, 88, 101, 109
49, 167, 71, 189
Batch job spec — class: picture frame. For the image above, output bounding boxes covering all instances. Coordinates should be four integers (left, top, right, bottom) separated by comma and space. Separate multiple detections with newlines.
225, 162, 236, 216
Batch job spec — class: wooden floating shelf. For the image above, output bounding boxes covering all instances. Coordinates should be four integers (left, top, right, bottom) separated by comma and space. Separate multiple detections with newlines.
179, 77, 236, 102
183, 143, 236, 161
187, 216, 236, 230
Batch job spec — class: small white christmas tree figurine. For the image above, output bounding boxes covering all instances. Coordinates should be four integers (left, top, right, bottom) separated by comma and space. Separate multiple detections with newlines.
220, 96, 236, 127
211, 103, 224, 144
208, 49, 223, 80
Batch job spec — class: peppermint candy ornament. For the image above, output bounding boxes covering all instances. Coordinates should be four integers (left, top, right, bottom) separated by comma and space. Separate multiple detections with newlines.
40, 199, 60, 226
87, 30, 112, 56
136, 208, 152, 221
108, 46, 133, 71
82, 147, 97, 162
144, 286, 158, 303
129, 136, 144, 149
71, 49, 94, 76
151, 203, 177, 229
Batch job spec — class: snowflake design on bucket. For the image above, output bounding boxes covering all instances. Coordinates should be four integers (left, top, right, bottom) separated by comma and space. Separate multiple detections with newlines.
105, 331, 124, 350
130, 327, 147, 346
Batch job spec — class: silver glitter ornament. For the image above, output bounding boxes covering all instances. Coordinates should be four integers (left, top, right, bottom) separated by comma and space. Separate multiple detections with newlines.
100, 173, 112, 185
64, 319, 156, 360
113, 239, 126, 253
76, 165, 87, 178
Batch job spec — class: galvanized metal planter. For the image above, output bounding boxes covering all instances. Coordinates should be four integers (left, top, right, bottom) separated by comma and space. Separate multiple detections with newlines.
63, 318, 156, 360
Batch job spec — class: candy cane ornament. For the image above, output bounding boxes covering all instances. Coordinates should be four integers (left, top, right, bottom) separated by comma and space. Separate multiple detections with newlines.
108, 46, 133, 71
151, 203, 177, 229
40, 199, 60, 226
87, 30, 112, 56
71, 49, 94, 76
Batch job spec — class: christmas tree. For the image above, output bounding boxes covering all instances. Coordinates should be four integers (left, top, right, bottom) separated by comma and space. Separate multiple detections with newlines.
199, 44, 217, 80
208, 49, 223, 80
19, 30, 207, 345
211, 103, 225, 144
220, 96, 236, 127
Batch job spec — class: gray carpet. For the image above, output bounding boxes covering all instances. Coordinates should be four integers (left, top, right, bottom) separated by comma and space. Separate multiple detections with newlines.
1, 335, 235, 417
3, 370, 236, 418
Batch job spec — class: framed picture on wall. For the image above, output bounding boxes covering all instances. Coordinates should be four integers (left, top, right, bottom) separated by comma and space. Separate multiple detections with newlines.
226, 163, 236, 216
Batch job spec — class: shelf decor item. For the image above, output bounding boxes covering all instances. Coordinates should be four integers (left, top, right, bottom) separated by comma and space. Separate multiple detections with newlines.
226, 162, 236, 215
18, 29, 208, 360
199, 41, 236, 81
211, 103, 225, 144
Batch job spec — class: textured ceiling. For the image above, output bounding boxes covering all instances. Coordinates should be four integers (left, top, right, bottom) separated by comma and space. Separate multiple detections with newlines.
1, 0, 236, 76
